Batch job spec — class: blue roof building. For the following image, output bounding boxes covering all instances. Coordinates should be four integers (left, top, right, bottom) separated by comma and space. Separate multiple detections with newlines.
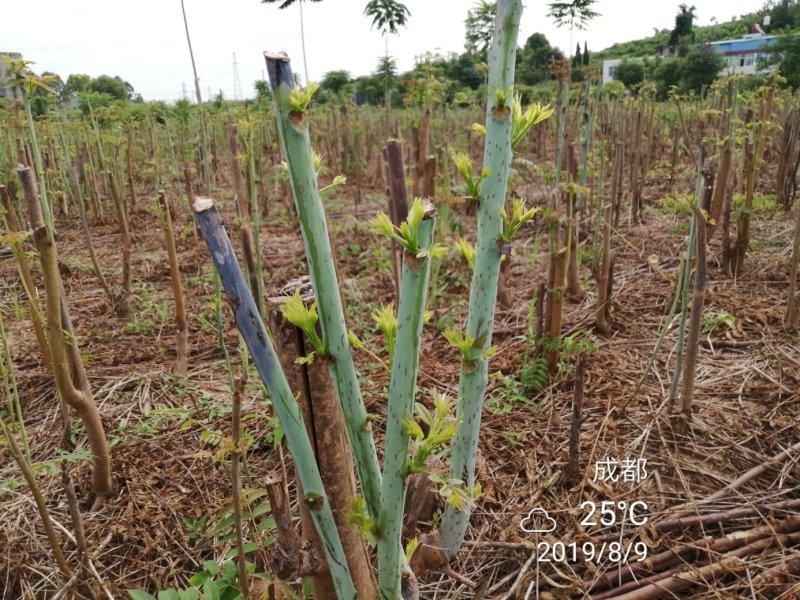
708, 33, 779, 75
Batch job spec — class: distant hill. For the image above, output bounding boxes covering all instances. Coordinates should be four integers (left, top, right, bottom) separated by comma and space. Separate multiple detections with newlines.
594, 6, 781, 61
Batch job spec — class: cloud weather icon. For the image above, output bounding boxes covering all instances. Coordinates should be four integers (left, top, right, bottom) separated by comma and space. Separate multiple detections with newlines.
520, 508, 557, 534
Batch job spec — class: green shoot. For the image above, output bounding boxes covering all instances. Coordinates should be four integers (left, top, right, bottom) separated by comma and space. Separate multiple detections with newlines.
280, 291, 326, 356
451, 151, 490, 202
372, 303, 397, 364
455, 238, 476, 269
500, 198, 539, 243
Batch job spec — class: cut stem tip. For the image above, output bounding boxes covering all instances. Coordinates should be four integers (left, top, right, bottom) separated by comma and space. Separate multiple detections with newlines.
193, 197, 215, 213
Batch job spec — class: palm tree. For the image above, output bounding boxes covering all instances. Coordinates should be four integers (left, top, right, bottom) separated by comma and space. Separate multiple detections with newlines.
262, 0, 323, 85
547, 0, 599, 57
364, 0, 410, 135
364, 0, 410, 34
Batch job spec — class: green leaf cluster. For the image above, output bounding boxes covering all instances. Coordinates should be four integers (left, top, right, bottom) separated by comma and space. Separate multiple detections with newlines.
455, 238, 476, 269
372, 303, 397, 364
347, 495, 378, 545
370, 198, 445, 260
443, 328, 496, 369
288, 81, 320, 113
451, 151, 490, 201
280, 291, 325, 356
511, 95, 554, 149
404, 392, 460, 475
500, 198, 538, 243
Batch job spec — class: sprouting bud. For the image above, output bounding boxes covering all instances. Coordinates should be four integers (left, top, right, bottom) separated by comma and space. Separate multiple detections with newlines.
500, 198, 539, 243
455, 238, 476, 269
511, 95, 554, 149
280, 291, 326, 355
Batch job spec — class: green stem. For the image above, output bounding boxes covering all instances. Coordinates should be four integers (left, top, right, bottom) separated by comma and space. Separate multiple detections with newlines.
265, 52, 383, 520
22, 91, 53, 234
194, 200, 355, 598
377, 210, 435, 599
668, 145, 705, 407
441, 0, 523, 557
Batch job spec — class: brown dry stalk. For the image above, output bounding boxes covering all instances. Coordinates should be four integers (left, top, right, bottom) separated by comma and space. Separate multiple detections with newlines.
230, 378, 249, 598
595, 203, 613, 335
65, 160, 115, 309
787, 191, 800, 330
674, 206, 708, 431
1, 422, 71, 579
565, 354, 586, 485
706, 81, 736, 242
227, 123, 260, 304
18, 165, 113, 497
596, 529, 800, 600
733, 89, 774, 275
125, 127, 138, 212
547, 247, 567, 375
105, 168, 132, 317
158, 191, 188, 376
383, 139, 410, 304
267, 279, 376, 599
565, 142, 584, 300
590, 517, 800, 598
0, 184, 51, 370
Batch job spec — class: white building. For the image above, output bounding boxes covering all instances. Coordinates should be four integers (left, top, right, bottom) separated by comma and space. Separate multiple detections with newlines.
710, 33, 779, 76
602, 59, 623, 85
601, 32, 780, 85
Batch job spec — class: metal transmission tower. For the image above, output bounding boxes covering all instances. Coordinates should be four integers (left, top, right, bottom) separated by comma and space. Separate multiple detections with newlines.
232, 52, 243, 101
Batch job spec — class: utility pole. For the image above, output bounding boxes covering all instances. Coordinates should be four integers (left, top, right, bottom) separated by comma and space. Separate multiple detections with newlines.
232, 52, 243, 101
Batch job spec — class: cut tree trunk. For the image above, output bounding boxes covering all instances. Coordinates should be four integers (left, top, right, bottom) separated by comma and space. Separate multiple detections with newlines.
384, 139, 410, 304
267, 277, 377, 600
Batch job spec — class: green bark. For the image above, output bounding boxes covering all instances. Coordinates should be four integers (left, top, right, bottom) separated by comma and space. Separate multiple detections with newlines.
441, 0, 523, 557
265, 53, 383, 519
377, 210, 435, 599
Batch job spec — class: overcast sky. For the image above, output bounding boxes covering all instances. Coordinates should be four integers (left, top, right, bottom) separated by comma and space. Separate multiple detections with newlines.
2, 0, 766, 101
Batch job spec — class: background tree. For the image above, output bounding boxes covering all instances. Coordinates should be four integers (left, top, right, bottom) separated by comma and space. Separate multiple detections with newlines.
40, 72, 63, 99
572, 42, 583, 68
653, 56, 684, 96
88, 75, 133, 100
548, 0, 600, 56
253, 79, 270, 101
769, 0, 799, 30
364, 0, 410, 132
516, 32, 564, 84
261, 0, 323, 85
616, 60, 645, 88
364, 0, 410, 34
320, 69, 352, 101
465, 1, 497, 62
763, 33, 800, 87
583, 40, 589, 65
680, 45, 724, 92
61, 73, 91, 102
669, 3, 697, 54
446, 52, 484, 89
